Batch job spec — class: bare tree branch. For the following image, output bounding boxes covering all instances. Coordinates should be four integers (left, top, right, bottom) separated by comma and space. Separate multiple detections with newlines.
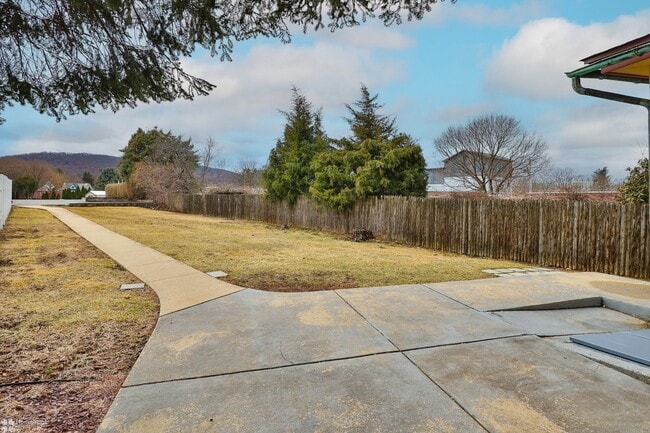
434, 114, 549, 194
1, 0, 454, 124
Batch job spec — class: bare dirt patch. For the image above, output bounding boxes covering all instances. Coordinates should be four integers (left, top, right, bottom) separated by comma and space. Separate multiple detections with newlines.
0, 207, 159, 433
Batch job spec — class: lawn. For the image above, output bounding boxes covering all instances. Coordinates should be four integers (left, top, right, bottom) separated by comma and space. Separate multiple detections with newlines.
69, 206, 527, 291
0, 208, 159, 433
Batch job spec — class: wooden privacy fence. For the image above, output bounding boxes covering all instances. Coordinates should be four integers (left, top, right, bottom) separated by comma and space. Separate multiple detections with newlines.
171, 194, 650, 279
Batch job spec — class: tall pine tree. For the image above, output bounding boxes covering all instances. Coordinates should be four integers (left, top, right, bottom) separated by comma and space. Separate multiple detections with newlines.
311, 87, 427, 210
340, 84, 397, 149
263, 87, 329, 206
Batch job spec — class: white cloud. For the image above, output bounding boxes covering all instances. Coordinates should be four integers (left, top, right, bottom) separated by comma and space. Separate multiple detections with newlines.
419, 0, 547, 27
8, 38, 407, 168
316, 22, 414, 50
432, 102, 499, 122
538, 102, 647, 178
484, 10, 650, 100
447, 0, 546, 26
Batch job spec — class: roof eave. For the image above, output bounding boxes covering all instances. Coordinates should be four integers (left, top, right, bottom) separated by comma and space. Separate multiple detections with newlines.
566, 44, 650, 83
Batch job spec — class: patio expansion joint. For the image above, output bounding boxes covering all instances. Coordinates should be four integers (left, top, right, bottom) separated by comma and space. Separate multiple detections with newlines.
420, 283, 483, 312
334, 290, 401, 351
158, 288, 245, 317
121, 333, 534, 391
143, 271, 201, 284
402, 333, 532, 353
402, 352, 492, 433
121, 349, 401, 389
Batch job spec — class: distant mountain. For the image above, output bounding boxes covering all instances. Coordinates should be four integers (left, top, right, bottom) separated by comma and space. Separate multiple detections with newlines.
2, 152, 241, 184
2, 152, 120, 180
197, 165, 241, 185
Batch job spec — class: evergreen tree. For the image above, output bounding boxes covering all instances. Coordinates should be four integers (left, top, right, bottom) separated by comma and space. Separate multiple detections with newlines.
341, 84, 397, 148
591, 166, 611, 191
82, 171, 95, 187
2, 1, 447, 125
12, 175, 38, 199
263, 87, 329, 207
118, 128, 162, 178
618, 159, 648, 203
310, 86, 426, 210
354, 136, 428, 198
95, 168, 121, 191
118, 127, 198, 184
310, 149, 362, 210
310, 136, 427, 210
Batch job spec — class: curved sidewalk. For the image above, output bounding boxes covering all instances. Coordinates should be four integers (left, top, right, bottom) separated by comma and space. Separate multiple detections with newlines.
44, 206, 243, 315
37, 206, 650, 433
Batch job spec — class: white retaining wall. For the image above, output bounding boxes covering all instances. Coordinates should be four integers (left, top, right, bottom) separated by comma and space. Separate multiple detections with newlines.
0, 174, 11, 229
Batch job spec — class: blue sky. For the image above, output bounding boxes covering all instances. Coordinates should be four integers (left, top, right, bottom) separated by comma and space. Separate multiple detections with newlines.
1, 0, 649, 179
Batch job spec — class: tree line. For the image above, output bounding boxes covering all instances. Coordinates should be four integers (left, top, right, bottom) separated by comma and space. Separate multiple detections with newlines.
0, 157, 122, 199
3, 86, 647, 204
109, 85, 428, 210
263, 85, 428, 210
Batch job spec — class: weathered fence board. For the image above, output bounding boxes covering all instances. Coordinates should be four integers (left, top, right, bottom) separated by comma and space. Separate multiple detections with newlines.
172, 194, 650, 280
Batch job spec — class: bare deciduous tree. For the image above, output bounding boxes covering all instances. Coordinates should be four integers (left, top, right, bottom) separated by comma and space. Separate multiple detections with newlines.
0, 157, 67, 189
239, 160, 263, 188
199, 137, 226, 189
542, 167, 584, 193
433, 114, 549, 194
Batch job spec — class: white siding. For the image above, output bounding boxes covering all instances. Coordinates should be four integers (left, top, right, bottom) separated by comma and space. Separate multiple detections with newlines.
0, 174, 11, 229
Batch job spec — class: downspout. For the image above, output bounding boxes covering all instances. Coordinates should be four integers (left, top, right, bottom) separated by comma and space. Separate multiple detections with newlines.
571, 77, 650, 209
570, 77, 649, 108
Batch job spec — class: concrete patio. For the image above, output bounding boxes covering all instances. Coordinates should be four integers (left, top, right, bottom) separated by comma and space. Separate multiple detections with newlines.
38, 206, 650, 433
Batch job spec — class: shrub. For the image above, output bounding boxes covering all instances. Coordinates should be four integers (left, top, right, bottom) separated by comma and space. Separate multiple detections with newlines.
105, 182, 136, 199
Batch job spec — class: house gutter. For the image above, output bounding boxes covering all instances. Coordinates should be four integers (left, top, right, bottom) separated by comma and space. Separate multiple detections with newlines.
566, 45, 650, 83
566, 45, 650, 207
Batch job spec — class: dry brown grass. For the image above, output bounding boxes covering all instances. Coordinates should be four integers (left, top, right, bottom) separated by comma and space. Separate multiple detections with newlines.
0, 207, 159, 433
69, 207, 528, 291
105, 182, 136, 199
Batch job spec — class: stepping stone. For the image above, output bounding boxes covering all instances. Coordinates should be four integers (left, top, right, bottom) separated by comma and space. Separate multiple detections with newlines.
120, 283, 145, 291
482, 269, 502, 274
206, 270, 228, 278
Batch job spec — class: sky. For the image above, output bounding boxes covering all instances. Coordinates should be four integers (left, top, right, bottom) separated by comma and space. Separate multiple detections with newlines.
1, 0, 649, 179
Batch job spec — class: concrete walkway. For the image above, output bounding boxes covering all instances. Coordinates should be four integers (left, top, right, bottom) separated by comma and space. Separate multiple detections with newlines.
44, 206, 242, 315
38, 206, 650, 432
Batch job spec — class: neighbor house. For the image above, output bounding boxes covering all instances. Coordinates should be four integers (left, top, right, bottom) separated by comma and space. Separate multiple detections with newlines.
427, 150, 513, 193
61, 182, 92, 192
32, 182, 56, 199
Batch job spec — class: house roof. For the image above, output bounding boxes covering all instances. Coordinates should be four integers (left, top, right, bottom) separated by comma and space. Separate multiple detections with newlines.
443, 150, 512, 165
567, 33, 650, 83
581, 33, 650, 64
